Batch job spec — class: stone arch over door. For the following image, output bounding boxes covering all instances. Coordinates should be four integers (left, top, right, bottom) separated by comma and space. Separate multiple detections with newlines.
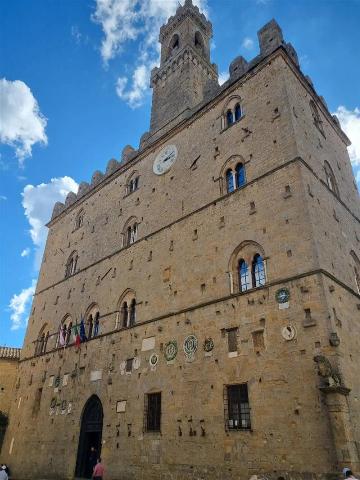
75, 395, 103, 478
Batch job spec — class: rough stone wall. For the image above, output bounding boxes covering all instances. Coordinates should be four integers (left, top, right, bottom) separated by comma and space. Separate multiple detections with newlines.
2, 277, 342, 479
0, 358, 19, 417
2, 49, 360, 479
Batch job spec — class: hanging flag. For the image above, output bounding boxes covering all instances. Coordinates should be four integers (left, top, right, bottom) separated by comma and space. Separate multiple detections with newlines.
74, 322, 81, 348
80, 318, 87, 343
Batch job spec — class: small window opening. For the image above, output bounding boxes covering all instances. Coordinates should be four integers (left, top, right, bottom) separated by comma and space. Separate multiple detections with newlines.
145, 392, 161, 432
226, 384, 251, 430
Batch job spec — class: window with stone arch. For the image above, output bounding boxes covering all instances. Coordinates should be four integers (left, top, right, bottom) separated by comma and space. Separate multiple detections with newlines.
324, 161, 339, 197
116, 289, 136, 329
229, 241, 267, 293
168, 33, 180, 58
310, 99, 325, 137
350, 250, 360, 294
194, 31, 204, 55
123, 217, 138, 247
220, 156, 247, 195
74, 208, 85, 230
65, 250, 78, 278
35, 323, 50, 356
126, 171, 140, 195
85, 303, 100, 340
222, 96, 244, 130
57, 314, 73, 348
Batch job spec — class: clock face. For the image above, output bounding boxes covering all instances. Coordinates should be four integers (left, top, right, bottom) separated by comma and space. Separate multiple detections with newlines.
275, 288, 290, 304
153, 145, 177, 175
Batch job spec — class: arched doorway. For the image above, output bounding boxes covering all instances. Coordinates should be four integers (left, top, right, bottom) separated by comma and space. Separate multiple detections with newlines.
75, 395, 103, 478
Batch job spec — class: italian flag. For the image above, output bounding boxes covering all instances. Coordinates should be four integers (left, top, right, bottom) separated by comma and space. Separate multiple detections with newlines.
73, 322, 81, 348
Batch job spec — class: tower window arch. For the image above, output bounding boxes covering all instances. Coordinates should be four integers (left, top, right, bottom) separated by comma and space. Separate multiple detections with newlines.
57, 314, 72, 348
194, 31, 204, 54
65, 250, 78, 278
234, 103, 242, 122
324, 161, 339, 196
168, 34, 180, 58
235, 163, 246, 188
229, 241, 267, 293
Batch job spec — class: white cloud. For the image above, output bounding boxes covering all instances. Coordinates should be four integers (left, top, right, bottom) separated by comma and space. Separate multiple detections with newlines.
21, 248, 30, 257
116, 64, 149, 108
218, 71, 229, 86
242, 37, 254, 50
0, 78, 48, 166
22, 176, 78, 268
0, 195, 7, 200
333, 106, 360, 167
93, 0, 208, 107
9, 279, 36, 330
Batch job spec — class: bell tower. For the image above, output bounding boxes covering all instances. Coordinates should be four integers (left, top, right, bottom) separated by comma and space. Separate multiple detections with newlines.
150, 0, 218, 132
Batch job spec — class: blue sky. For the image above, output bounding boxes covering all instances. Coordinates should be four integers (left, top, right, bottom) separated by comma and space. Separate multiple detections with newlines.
1, 0, 359, 348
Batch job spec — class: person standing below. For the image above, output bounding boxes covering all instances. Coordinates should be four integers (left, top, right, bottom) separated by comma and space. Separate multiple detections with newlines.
343, 468, 359, 480
0, 465, 8, 480
93, 458, 105, 480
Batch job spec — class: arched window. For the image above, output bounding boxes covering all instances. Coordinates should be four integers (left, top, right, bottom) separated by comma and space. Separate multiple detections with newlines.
122, 302, 129, 328
235, 163, 245, 188
126, 173, 139, 195
129, 298, 136, 327
35, 325, 49, 356
124, 218, 138, 247
226, 109, 234, 127
66, 322, 73, 345
229, 241, 267, 293
226, 169, 235, 193
238, 259, 251, 292
234, 103, 242, 122
324, 161, 339, 196
85, 304, 100, 340
117, 289, 136, 329
75, 209, 84, 230
223, 97, 243, 130
170, 34, 180, 55
252, 254, 266, 288
65, 251, 78, 278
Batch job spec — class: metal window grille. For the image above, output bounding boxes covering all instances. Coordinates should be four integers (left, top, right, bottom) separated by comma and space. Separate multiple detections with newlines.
144, 392, 161, 432
224, 384, 251, 431
125, 358, 133, 373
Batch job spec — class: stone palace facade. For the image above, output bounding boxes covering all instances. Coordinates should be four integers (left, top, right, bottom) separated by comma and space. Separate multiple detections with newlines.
2, 2, 360, 479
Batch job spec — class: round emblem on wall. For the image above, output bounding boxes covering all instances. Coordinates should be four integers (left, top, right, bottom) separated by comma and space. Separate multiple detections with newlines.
54, 375, 61, 388
153, 145, 178, 175
281, 325, 297, 341
149, 353, 159, 367
50, 398, 57, 409
183, 335, 198, 356
204, 337, 214, 352
275, 288, 290, 304
164, 341, 178, 361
